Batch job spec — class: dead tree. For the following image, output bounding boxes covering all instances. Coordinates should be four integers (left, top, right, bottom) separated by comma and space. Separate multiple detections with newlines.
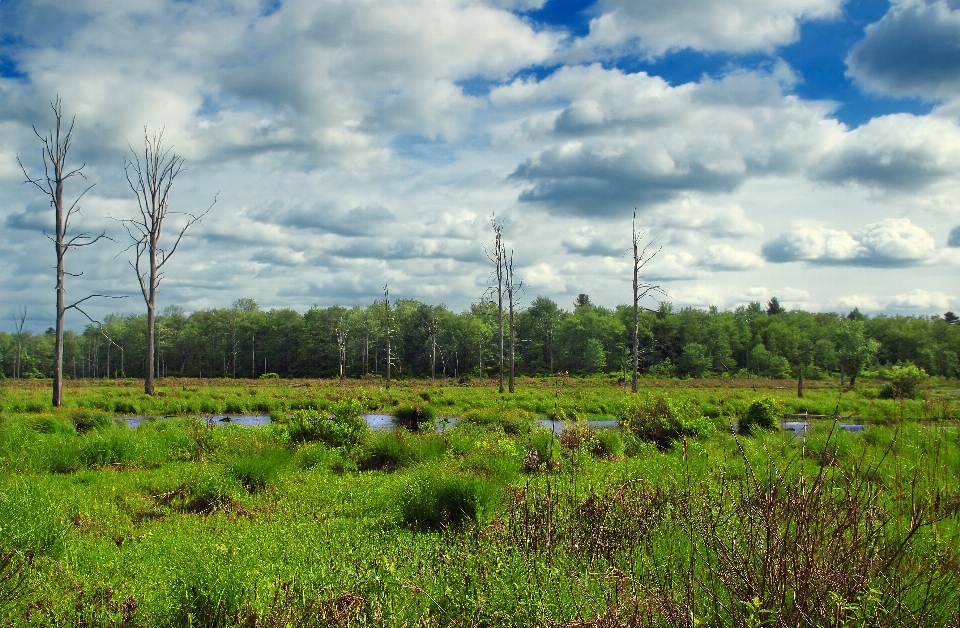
11, 306, 27, 380
121, 129, 215, 395
485, 216, 506, 393
336, 315, 348, 384
429, 317, 438, 380
18, 98, 111, 407
505, 250, 522, 393
630, 211, 663, 393
383, 281, 392, 389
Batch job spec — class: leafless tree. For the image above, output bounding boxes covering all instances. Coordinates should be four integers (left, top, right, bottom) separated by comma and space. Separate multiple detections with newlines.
383, 281, 393, 389
485, 215, 506, 393
10, 306, 27, 380
18, 98, 112, 407
428, 316, 438, 380
505, 250, 522, 393
336, 315, 348, 384
121, 129, 216, 395
630, 211, 663, 393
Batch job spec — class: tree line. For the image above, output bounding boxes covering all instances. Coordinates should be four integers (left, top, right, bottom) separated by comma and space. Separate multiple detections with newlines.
3, 297, 958, 384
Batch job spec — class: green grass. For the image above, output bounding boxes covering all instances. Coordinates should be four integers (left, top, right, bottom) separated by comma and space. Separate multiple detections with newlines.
0, 377, 957, 626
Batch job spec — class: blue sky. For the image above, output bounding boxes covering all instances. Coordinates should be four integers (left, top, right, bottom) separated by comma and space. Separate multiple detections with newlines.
1, 0, 959, 332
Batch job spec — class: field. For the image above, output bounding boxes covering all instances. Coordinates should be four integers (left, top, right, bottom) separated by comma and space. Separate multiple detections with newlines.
1, 375, 959, 627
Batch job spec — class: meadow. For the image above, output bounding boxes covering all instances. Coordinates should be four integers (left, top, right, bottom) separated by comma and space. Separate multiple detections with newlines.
0, 375, 958, 627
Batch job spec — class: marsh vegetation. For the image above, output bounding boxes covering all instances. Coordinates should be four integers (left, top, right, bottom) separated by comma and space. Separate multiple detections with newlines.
0, 376, 958, 626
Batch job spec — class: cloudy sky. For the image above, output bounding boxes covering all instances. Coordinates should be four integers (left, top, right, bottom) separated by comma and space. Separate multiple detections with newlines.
2, 0, 959, 332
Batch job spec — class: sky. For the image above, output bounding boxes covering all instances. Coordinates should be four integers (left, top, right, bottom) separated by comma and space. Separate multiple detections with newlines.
2, 0, 960, 333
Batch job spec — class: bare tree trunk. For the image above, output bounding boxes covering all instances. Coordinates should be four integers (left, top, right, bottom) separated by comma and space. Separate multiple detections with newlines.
430, 317, 437, 380
488, 216, 505, 394
630, 211, 662, 394
12, 307, 27, 380
797, 363, 804, 398
384, 282, 392, 389
506, 250, 520, 394
19, 98, 107, 407
123, 129, 215, 395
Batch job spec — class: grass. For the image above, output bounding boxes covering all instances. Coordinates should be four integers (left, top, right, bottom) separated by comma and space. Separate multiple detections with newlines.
0, 376, 957, 626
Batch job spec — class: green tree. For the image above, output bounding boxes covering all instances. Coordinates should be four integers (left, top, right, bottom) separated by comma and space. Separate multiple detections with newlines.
836, 319, 879, 388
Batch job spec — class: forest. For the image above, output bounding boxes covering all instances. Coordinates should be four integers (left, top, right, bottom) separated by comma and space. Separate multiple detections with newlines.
3, 295, 958, 383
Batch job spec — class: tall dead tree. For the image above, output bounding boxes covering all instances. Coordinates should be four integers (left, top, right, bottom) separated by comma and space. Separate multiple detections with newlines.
19, 98, 109, 407
505, 250, 521, 393
122, 129, 215, 395
429, 316, 438, 380
630, 211, 662, 393
336, 315, 348, 384
383, 281, 392, 389
486, 216, 506, 394
11, 306, 27, 380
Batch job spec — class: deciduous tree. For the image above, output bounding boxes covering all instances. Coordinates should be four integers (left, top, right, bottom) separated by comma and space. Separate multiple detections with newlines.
18, 98, 110, 406
121, 129, 215, 395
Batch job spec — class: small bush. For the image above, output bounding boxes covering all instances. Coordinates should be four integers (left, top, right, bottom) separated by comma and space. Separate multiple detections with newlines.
393, 404, 434, 431
615, 395, 713, 448
462, 408, 533, 435
288, 395, 370, 448
259, 372, 280, 379
399, 470, 501, 530
361, 431, 414, 471
739, 395, 784, 434
0, 482, 71, 558
879, 363, 928, 400
225, 446, 289, 492
70, 408, 113, 434
79, 427, 138, 468
27, 415, 75, 435
591, 429, 624, 459
525, 427, 561, 471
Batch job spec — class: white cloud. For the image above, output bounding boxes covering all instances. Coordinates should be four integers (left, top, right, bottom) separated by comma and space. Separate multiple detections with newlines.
889, 289, 952, 311
810, 113, 960, 190
763, 218, 938, 267
948, 223, 960, 247
496, 63, 838, 216
697, 244, 764, 271
574, 0, 842, 57
847, 0, 960, 99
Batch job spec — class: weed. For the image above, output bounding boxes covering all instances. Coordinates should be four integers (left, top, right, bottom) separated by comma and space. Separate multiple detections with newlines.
393, 404, 434, 431
738, 394, 784, 433
399, 468, 502, 530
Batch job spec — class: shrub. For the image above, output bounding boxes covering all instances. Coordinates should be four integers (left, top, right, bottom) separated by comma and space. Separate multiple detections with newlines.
591, 428, 624, 459
615, 395, 713, 448
0, 481, 71, 558
393, 404, 434, 431
361, 431, 414, 471
225, 445, 289, 492
525, 427, 561, 471
399, 470, 501, 530
79, 427, 138, 467
288, 395, 370, 448
462, 408, 533, 435
70, 408, 113, 434
879, 363, 928, 400
739, 395, 784, 434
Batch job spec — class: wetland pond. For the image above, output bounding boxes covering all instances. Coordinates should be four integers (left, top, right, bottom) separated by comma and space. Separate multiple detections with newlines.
119, 414, 864, 435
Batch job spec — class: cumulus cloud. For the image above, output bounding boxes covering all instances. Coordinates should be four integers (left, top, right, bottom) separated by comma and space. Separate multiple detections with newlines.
574, 0, 842, 57
697, 244, 764, 271
810, 114, 960, 190
762, 218, 938, 267
948, 224, 960, 247
889, 289, 952, 310
499, 63, 836, 216
561, 227, 624, 257
847, 0, 960, 99
647, 199, 764, 238
644, 252, 707, 281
